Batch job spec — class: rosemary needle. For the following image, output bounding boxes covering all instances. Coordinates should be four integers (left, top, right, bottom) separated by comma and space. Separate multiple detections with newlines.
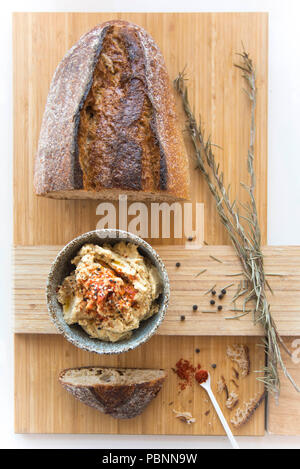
204, 284, 217, 295
231, 288, 248, 303
265, 279, 274, 295
220, 283, 234, 291
209, 255, 223, 263
265, 273, 286, 277
195, 269, 207, 278
225, 272, 244, 277
225, 311, 251, 320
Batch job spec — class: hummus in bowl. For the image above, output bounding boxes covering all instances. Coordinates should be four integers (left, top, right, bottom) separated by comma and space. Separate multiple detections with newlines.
57, 242, 163, 342
47, 229, 169, 355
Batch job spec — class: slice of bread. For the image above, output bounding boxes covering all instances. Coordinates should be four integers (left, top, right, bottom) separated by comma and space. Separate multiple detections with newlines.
59, 366, 166, 419
230, 391, 265, 428
226, 344, 250, 377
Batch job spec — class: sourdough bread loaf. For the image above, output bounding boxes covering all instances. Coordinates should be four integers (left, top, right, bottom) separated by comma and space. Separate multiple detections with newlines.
34, 20, 190, 201
59, 366, 166, 419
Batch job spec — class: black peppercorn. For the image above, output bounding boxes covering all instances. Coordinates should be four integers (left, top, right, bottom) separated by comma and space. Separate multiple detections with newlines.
195, 348, 200, 354
218, 305, 223, 311
221, 289, 227, 295
193, 304, 198, 311
211, 363, 217, 369
218, 294, 224, 300
175, 262, 181, 267
211, 290, 216, 296
210, 299, 215, 305
180, 315, 186, 321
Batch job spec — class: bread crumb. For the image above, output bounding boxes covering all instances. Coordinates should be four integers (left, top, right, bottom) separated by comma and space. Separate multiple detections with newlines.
217, 375, 229, 399
227, 344, 250, 377
173, 409, 196, 424
230, 379, 239, 388
232, 367, 239, 380
225, 391, 239, 410
217, 377, 225, 393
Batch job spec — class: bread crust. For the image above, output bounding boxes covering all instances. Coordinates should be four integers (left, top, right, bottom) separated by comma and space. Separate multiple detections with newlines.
34, 20, 190, 201
230, 391, 265, 428
59, 366, 166, 419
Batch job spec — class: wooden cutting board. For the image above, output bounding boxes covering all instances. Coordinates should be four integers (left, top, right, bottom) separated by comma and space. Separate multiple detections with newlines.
268, 337, 300, 435
14, 245, 300, 336
13, 12, 270, 435
15, 334, 265, 435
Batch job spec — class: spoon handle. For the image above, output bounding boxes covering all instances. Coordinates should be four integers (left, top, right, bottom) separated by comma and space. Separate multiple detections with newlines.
205, 386, 239, 449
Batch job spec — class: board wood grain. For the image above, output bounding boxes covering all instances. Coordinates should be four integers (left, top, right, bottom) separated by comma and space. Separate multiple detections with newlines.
268, 337, 300, 435
15, 334, 265, 435
13, 12, 269, 435
14, 245, 300, 336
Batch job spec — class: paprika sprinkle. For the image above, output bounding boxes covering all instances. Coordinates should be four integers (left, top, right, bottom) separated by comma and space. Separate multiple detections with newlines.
195, 369, 209, 384
173, 358, 196, 390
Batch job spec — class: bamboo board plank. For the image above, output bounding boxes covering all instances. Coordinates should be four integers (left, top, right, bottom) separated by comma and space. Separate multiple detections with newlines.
14, 245, 300, 336
15, 334, 265, 435
268, 337, 300, 435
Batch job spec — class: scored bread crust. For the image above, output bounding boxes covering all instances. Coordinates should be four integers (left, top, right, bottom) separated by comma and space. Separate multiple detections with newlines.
34, 20, 190, 201
230, 391, 265, 428
59, 366, 167, 419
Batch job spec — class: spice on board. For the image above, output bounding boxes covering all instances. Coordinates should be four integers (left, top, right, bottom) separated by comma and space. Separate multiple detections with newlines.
172, 359, 201, 390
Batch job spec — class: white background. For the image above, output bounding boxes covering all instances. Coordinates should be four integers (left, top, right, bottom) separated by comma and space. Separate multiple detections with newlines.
1, 0, 300, 449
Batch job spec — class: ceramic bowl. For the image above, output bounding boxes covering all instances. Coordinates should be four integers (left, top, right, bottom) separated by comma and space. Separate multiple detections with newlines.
46, 229, 170, 354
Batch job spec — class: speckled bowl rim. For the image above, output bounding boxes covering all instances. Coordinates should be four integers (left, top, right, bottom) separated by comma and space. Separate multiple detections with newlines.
46, 229, 170, 355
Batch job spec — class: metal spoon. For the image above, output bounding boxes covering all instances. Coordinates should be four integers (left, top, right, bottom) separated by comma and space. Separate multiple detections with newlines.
199, 372, 239, 449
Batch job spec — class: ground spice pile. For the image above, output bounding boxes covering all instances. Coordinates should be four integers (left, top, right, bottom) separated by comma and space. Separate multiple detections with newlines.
173, 359, 201, 390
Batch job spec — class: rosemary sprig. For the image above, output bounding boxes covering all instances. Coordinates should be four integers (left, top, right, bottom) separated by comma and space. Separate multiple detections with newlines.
174, 49, 300, 397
